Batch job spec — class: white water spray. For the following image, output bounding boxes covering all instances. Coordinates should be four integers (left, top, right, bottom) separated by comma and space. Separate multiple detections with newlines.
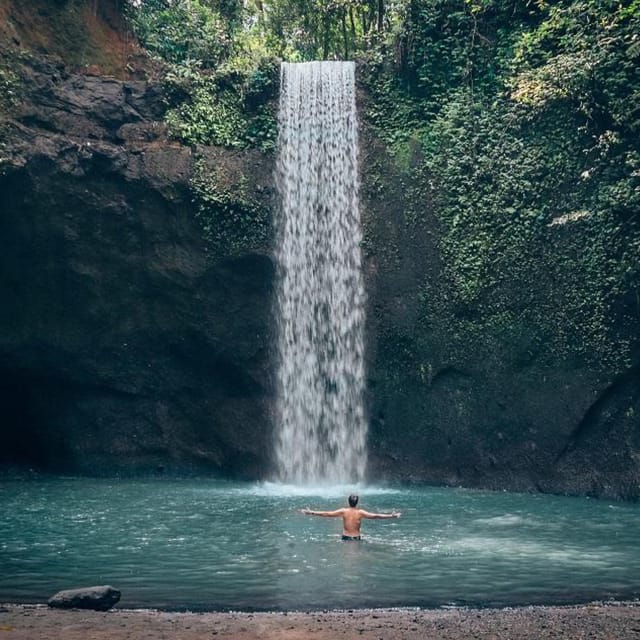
273, 61, 367, 485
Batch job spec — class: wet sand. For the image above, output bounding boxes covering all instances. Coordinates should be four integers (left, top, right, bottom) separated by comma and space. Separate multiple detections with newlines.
1, 602, 639, 639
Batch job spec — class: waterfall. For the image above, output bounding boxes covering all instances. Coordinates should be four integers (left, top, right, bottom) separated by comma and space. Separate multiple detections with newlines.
273, 61, 367, 485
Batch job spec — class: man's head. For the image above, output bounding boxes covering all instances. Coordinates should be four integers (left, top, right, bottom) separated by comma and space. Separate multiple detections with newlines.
348, 494, 359, 508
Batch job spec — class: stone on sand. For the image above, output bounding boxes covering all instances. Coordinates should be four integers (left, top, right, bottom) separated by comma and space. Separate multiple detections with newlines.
47, 585, 121, 611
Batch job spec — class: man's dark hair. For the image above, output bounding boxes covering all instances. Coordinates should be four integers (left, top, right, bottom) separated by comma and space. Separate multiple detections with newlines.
348, 494, 359, 507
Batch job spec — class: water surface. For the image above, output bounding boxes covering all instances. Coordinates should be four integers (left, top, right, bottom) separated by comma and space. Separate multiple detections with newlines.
1, 478, 638, 610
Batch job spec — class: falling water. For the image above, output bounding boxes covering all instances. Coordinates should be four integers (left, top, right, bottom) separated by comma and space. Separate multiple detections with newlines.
273, 61, 367, 485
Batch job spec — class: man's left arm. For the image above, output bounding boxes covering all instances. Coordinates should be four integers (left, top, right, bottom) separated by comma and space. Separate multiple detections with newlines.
360, 510, 401, 519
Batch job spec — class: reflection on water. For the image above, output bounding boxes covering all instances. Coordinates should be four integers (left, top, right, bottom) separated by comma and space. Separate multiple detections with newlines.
0, 478, 638, 610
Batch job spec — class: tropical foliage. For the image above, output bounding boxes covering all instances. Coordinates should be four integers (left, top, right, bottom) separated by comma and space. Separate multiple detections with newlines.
362, 0, 640, 368
125, 0, 640, 366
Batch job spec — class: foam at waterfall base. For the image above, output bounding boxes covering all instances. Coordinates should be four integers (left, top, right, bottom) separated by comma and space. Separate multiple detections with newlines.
239, 481, 401, 498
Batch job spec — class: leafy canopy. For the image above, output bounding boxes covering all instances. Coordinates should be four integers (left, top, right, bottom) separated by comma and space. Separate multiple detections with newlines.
126, 0, 640, 366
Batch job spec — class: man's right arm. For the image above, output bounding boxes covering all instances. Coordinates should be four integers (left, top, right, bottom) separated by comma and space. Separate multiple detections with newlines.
301, 508, 345, 517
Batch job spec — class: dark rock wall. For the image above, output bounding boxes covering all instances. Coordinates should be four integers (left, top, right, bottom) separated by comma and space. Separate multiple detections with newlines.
0, 55, 275, 478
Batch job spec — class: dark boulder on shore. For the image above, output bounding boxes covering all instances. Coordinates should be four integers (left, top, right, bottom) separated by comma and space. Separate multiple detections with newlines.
48, 585, 121, 611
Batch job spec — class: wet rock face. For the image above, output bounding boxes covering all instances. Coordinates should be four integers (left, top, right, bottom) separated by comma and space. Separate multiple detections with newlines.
0, 56, 276, 478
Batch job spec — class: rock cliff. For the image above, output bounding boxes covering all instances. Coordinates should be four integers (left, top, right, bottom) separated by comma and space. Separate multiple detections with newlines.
0, 9, 275, 477
1, 0, 638, 498
360, 131, 640, 499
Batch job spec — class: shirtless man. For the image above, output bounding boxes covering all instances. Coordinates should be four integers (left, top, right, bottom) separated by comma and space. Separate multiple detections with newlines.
301, 494, 401, 540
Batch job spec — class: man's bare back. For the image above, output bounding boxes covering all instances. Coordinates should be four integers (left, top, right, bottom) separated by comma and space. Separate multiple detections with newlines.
301, 495, 400, 539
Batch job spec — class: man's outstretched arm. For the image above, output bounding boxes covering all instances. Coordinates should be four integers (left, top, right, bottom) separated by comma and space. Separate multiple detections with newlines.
360, 510, 401, 519
300, 508, 345, 517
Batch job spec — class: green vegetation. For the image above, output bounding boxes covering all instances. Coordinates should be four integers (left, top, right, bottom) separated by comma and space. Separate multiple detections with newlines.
126, 1, 279, 258
360, 0, 640, 370
126, 0, 279, 150
0, 54, 22, 173
0, 63, 19, 115
191, 156, 271, 257
162, 56, 278, 150
125, 0, 639, 367
125, 1, 418, 150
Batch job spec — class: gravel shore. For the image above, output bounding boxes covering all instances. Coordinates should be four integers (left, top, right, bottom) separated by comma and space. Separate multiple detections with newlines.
2, 601, 640, 639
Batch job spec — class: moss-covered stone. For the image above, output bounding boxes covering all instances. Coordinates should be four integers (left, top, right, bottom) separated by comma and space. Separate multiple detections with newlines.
190, 149, 273, 260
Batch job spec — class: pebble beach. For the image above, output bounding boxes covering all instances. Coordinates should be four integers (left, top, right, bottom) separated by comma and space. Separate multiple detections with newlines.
2, 601, 640, 640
